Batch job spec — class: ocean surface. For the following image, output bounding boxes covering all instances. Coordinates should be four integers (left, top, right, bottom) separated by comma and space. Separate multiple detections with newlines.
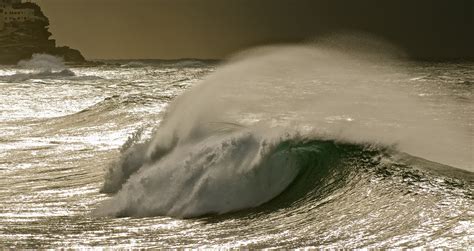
0, 50, 472, 248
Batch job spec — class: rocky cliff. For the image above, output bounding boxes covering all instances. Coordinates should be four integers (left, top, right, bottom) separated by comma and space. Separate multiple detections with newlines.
0, 2, 85, 65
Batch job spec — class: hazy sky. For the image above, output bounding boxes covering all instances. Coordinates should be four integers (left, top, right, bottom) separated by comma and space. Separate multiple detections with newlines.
35, 0, 473, 60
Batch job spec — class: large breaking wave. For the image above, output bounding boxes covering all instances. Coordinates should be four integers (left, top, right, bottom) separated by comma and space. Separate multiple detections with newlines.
96, 128, 391, 218
95, 35, 472, 218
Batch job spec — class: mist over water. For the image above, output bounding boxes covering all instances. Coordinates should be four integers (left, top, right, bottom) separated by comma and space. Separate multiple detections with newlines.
167, 43, 471, 169
96, 39, 472, 218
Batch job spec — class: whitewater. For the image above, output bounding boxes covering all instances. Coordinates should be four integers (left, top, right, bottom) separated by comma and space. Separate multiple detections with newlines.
0, 41, 473, 248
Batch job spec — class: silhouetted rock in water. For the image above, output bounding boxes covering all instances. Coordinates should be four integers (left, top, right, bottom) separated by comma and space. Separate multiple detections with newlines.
0, 2, 86, 65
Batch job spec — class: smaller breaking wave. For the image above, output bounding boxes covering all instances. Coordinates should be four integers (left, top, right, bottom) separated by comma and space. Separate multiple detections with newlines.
1, 69, 75, 82
0, 54, 76, 82
18, 54, 68, 71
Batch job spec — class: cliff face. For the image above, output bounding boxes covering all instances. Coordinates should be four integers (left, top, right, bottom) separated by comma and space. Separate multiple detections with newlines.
0, 2, 85, 65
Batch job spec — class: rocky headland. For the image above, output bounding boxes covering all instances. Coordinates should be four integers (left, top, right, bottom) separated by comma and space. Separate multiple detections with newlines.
0, 2, 85, 65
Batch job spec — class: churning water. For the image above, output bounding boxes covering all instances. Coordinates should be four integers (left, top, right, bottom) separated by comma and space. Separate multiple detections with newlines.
0, 45, 472, 248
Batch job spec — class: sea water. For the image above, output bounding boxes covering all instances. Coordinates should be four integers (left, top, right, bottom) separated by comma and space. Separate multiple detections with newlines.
0, 47, 472, 248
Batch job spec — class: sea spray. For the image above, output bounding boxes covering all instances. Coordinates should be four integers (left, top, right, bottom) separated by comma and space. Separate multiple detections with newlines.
18, 53, 68, 71
0, 54, 77, 81
97, 36, 472, 218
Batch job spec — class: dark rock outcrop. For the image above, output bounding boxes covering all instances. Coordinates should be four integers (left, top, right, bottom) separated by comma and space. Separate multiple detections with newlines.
0, 2, 86, 65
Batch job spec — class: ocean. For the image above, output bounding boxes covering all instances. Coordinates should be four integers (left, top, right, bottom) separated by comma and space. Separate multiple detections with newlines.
0, 48, 472, 248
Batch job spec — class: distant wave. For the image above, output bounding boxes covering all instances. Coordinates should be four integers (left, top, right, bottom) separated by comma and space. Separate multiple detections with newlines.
120, 61, 150, 68
18, 54, 68, 71
35, 95, 159, 128
0, 54, 77, 82
1, 53, 103, 82
0, 69, 76, 82
114, 59, 217, 68
167, 60, 207, 67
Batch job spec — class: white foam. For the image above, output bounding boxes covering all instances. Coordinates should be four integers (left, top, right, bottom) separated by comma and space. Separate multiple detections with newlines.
96, 128, 300, 217
18, 54, 67, 71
